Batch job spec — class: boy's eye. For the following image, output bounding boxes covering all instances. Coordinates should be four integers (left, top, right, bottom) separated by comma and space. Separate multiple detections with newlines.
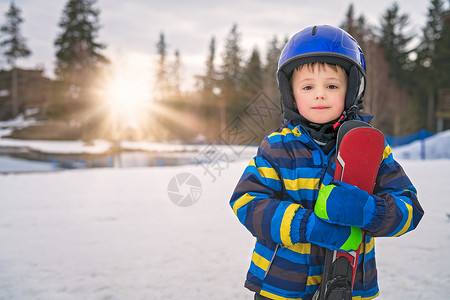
302, 85, 313, 90
328, 84, 338, 89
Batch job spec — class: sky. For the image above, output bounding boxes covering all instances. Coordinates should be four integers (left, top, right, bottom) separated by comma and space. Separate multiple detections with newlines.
0, 0, 434, 91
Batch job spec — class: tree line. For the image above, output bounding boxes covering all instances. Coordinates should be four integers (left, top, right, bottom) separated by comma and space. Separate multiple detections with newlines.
0, 0, 449, 142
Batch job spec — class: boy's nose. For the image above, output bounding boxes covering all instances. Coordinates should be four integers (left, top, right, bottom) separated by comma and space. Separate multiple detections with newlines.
315, 92, 325, 100
314, 87, 325, 100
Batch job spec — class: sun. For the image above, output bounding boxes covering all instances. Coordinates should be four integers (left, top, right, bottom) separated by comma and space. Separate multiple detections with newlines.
108, 72, 149, 112
102, 54, 154, 120
105, 60, 151, 114
95, 53, 157, 140
97, 52, 206, 142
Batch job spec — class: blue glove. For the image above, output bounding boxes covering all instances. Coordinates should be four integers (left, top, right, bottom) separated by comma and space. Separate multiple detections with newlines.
305, 212, 362, 252
315, 181, 376, 228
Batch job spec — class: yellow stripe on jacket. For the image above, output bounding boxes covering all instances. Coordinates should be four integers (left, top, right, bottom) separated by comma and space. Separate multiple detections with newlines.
393, 200, 413, 237
280, 204, 300, 246
268, 127, 301, 138
232, 193, 255, 215
284, 178, 320, 191
251, 251, 270, 272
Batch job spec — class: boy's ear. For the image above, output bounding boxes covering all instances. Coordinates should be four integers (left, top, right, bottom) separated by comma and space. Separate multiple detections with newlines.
345, 65, 360, 109
279, 71, 302, 120
279, 71, 295, 109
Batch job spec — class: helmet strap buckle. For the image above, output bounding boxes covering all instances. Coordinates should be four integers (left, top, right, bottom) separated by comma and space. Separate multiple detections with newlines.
333, 105, 359, 131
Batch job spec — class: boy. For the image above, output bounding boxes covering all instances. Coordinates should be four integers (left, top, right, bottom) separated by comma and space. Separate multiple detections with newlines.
229, 25, 424, 300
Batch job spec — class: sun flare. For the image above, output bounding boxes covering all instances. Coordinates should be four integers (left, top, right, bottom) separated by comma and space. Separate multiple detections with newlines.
97, 52, 204, 142
96, 54, 157, 140
106, 65, 151, 114
102, 54, 154, 122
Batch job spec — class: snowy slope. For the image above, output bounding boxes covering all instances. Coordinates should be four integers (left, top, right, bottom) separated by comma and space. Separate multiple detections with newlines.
0, 156, 449, 299
394, 129, 450, 160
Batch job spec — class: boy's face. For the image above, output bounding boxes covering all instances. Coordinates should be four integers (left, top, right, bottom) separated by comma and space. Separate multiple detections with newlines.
291, 64, 347, 124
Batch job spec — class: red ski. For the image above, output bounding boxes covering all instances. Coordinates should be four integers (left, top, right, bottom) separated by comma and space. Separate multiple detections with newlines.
315, 120, 385, 300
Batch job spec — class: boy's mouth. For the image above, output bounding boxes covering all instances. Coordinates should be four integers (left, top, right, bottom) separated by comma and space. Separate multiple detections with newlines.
312, 106, 329, 110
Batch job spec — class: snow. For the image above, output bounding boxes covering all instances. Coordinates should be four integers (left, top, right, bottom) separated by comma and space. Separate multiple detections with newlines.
0, 114, 39, 142
0, 114, 39, 130
0, 115, 449, 299
375, 159, 450, 299
120, 141, 200, 153
0, 163, 255, 300
0, 138, 112, 155
394, 130, 450, 160
0, 155, 449, 299
0, 138, 259, 157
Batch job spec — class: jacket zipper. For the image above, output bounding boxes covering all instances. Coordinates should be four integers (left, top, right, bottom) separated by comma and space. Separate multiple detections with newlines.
317, 148, 335, 190
299, 127, 331, 189
264, 244, 280, 279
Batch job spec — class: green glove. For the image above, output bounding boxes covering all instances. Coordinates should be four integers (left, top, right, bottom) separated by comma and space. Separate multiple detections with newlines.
315, 181, 376, 228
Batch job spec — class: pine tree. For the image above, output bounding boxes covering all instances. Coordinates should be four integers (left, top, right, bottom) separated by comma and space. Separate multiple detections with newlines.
241, 47, 263, 99
378, 3, 419, 135
171, 49, 182, 97
340, 4, 370, 45
379, 3, 414, 84
434, 6, 450, 89
264, 35, 283, 99
197, 36, 219, 141
54, 0, 107, 100
0, 0, 31, 117
0, 1, 31, 66
155, 32, 169, 101
433, 3, 450, 131
202, 36, 217, 98
417, 0, 446, 70
341, 4, 358, 38
219, 23, 244, 121
220, 24, 243, 89
415, 0, 447, 130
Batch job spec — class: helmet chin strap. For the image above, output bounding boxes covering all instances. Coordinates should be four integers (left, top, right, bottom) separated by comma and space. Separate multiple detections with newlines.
332, 104, 359, 131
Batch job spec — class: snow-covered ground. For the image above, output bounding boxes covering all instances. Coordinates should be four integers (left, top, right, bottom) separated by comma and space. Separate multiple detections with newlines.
1, 115, 449, 299
0, 153, 449, 299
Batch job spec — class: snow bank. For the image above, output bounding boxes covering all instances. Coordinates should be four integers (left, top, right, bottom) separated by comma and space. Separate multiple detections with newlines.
394, 129, 450, 160
120, 141, 200, 153
0, 114, 39, 132
0, 138, 112, 154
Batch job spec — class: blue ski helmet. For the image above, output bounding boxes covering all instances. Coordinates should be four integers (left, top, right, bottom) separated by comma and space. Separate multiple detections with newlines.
277, 25, 367, 121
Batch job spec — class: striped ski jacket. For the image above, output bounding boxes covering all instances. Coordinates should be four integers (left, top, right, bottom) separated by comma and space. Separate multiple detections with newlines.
230, 118, 424, 300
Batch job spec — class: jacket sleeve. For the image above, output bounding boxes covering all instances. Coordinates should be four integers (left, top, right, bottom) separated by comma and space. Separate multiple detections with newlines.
229, 137, 311, 247
364, 143, 424, 237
